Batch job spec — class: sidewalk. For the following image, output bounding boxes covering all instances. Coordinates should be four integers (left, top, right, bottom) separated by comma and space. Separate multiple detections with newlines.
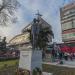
43, 60, 75, 68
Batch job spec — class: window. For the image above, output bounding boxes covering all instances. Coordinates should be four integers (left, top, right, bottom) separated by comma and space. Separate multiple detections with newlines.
62, 9, 75, 20
62, 22, 72, 30
73, 33, 75, 36
73, 20, 75, 28
62, 33, 75, 40
63, 9, 75, 16
63, 10, 70, 16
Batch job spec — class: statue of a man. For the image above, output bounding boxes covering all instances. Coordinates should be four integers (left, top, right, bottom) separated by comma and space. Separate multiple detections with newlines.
1, 37, 7, 50
31, 18, 40, 49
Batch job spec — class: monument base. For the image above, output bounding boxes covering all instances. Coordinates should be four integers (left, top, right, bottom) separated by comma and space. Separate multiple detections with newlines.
19, 48, 42, 75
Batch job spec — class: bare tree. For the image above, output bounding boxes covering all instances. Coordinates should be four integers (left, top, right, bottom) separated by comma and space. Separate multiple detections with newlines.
0, 0, 20, 26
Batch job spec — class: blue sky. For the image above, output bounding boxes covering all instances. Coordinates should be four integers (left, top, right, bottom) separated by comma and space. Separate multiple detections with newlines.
0, 0, 73, 43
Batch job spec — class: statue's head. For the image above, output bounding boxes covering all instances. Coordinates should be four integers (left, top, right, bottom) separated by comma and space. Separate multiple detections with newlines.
33, 18, 37, 23
3, 37, 6, 41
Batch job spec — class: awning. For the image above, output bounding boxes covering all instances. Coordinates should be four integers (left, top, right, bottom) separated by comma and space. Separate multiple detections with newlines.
71, 47, 75, 53
60, 45, 70, 53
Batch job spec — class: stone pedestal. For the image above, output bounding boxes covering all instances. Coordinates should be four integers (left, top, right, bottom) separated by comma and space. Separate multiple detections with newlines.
19, 47, 42, 75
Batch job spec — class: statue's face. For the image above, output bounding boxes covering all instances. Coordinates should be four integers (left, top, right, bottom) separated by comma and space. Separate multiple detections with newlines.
4, 37, 6, 40
33, 18, 37, 23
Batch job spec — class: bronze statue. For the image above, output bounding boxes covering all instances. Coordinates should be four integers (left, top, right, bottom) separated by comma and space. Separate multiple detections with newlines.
31, 18, 40, 49
0, 37, 7, 50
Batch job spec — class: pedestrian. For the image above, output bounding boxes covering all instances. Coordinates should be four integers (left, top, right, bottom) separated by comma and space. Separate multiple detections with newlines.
70, 53, 73, 61
64, 52, 68, 61
51, 49, 55, 62
59, 51, 63, 60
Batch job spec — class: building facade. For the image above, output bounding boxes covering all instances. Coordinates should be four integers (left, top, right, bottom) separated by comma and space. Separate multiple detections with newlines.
60, 3, 75, 44
9, 14, 53, 49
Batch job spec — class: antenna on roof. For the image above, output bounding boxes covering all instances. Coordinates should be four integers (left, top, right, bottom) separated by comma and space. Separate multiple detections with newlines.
35, 10, 42, 17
